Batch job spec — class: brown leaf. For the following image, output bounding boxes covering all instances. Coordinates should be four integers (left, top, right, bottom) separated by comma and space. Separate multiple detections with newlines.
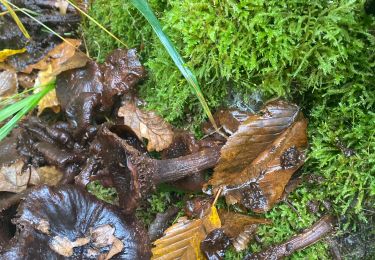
104, 237, 124, 260
90, 224, 125, 260
49, 236, 90, 257
29, 166, 63, 186
219, 211, 270, 239
22, 39, 82, 73
0, 161, 63, 193
90, 224, 116, 248
208, 100, 308, 212
152, 205, 221, 260
118, 101, 174, 152
35, 219, 50, 235
0, 160, 29, 193
219, 211, 270, 252
213, 100, 301, 177
27, 39, 89, 114
0, 70, 17, 99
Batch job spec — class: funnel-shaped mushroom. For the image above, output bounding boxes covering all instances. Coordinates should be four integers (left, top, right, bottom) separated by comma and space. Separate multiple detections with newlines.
76, 126, 221, 213
0, 185, 150, 259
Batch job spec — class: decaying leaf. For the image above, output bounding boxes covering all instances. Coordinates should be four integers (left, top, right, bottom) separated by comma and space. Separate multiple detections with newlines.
24, 39, 89, 114
0, 48, 26, 62
219, 211, 270, 252
0, 70, 17, 99
152, 205, 221, 259
104, 237, 125, 260
23, 39, 82, 73
0, 159, 29, 193
219, 211, 270, 239
90, 224, 125, 260
49, 236, 90, 257
29, 166, 63, 186
118, 101, 174, 152
0, 159, 63, 193
35, 219, 50, 235
208, 100, 308, 212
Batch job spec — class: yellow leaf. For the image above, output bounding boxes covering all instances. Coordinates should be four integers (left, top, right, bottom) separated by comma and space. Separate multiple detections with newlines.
152, 205, 221, 260
0, 48, 26, 62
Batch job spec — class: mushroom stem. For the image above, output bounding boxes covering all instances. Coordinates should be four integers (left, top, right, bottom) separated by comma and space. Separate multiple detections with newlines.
153, 147, 221, 184
245, 215, 335, 260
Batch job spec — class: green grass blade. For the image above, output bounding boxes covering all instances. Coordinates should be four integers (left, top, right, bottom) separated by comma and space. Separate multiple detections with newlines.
67, 0, 127, 48
130, 0, 218, 129
6, 1, 75, 48
0, 95, 34, 122
0, 81, 55, 141
1, 0, 30, 38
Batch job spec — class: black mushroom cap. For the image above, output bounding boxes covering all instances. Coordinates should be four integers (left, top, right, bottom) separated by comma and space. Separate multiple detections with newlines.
0, 185, 150, 259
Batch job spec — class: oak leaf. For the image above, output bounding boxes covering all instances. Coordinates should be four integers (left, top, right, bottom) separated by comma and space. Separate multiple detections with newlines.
208, 100, 308, 212
118, 101, 174, 152
152, 205, 221, 260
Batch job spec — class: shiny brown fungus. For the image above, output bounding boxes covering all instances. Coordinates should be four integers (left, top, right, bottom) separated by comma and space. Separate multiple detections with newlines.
161, 131, 223, 192
56, 49, 145, 137
76, 126, 221, 213
0, 185, 151, 259
200, 229, 231, 260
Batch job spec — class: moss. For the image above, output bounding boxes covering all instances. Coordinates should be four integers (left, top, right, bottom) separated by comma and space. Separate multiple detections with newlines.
84, 0, 375, 258
84, 0, 169, 62
87, 181, 118, 204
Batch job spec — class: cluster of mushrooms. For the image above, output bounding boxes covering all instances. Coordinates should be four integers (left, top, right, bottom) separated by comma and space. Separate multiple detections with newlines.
0, 48, 226, 259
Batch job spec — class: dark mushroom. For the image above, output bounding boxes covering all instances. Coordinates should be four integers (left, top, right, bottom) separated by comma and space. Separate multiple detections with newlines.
0, 185, 150, 259
200, 229, 231, 260
56, 49, 146, 138
161, 131, 224, 192
76, 126, 221, 213
148, 206, 179, 242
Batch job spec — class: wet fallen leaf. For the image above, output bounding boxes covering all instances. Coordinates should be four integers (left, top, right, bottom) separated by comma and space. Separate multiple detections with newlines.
90, 224, 116, 248
152, 205, 221, 259
219, 211, 270, 252
90, 224, 125, 260
29, 166, 63, 186
0, 159, 29, 193
104, 237, 124, 260
0, 160, 63, 193
0, 48, 26, 62
0, 70, 17, 99
208, 100, 308, 212
213, 100, 301, 177
202, 109, 253, 136
219, 211, 271, 239
35, 219, 50, 235
49, 236, 90, 257
33, 39, 89, 114
23, 39, 82, 73
118, 101, 174, 152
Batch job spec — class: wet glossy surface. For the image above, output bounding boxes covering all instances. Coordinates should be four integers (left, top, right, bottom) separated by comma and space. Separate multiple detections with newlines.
0, 185, 150, 259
